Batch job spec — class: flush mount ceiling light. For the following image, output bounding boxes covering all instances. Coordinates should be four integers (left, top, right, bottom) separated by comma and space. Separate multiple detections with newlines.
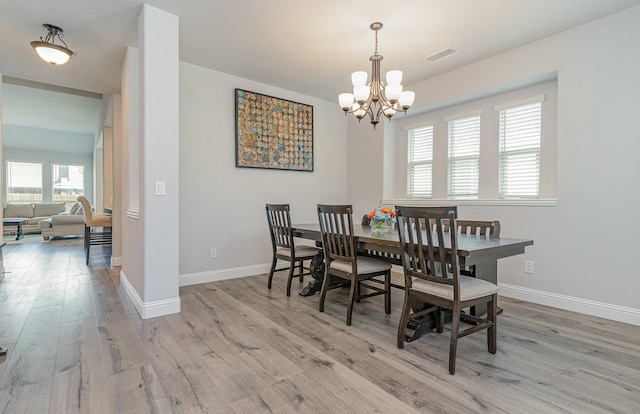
31, 23, 77, 65
338, 22, 415, 129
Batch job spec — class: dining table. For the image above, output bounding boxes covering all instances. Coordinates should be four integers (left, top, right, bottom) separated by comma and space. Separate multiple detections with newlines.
292, 223, 534, 340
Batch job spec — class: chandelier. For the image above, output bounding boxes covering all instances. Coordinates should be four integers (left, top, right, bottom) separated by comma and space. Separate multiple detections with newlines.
338, 22, 415, 129
31, 24, 77, 65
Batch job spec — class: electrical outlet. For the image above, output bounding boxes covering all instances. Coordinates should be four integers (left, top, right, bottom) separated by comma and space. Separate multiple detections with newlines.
210, 248, 217, 259
524, 260, 534, 274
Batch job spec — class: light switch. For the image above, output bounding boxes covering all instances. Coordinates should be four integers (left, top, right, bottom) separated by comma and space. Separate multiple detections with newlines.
155, 180, 166, 196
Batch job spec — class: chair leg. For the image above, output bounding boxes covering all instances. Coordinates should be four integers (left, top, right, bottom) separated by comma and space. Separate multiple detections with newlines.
267, 256, 277, 290
435, 308, 444, 333
384, 271, 391, 314
397, 293, 411, 349
318, 267, 330, 313
449, 305, 461, 375
298, 261, 304, 282
84, 226, 90, 265
286, 260, 295, 297
488, 294, 497, 354
346, 276, 357, 326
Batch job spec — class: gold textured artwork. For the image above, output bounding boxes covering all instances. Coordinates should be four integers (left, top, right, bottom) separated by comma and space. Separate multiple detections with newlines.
235, 88, 314, 171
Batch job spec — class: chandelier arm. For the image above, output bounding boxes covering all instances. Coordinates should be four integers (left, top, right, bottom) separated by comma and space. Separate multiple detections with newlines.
56, 34, 69, 48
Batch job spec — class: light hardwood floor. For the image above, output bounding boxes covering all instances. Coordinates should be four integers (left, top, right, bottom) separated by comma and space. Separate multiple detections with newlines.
0, 237, 639, 413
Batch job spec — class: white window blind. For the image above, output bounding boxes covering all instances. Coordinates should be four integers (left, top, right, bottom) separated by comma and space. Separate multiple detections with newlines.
448, 115, 480, 199
407, 125, 433, 197
498, 101, 541, 198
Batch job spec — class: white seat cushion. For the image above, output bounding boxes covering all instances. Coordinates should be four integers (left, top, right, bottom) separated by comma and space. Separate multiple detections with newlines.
412, 274, 498, 301
330, 255, 392, 274
276, 245, 319, 258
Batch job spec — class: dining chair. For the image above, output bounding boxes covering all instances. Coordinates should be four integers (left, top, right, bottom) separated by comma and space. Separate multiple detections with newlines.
430, 218, 499, 277
317, 204, 391, 326
265, 204, 320, 297
455, 220, 500, 276
395, 206, 498, 375
77, 196, 112, 265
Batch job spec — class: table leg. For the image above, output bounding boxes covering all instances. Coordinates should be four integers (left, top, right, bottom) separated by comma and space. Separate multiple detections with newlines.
299, 253, 324, 296
16, 222, 23, 240
299, 252, 349, 296
470, 261, 497, 316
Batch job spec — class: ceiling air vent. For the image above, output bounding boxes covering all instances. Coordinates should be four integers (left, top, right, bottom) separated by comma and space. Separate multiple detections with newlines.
425, 47, 457, 62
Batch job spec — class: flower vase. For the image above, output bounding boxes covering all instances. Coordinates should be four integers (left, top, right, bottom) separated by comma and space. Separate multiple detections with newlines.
371, 218, 393, 234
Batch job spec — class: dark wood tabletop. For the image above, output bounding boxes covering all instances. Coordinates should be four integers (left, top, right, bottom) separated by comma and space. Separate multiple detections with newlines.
292, 223, 534, 274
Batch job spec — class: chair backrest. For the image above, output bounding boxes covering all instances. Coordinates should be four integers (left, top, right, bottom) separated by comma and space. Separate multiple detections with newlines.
317, 204, 356, 264
77, 196, 95, 225
396, 206, 460, 296
265, 204, 294, 252
456, 220, 500, 238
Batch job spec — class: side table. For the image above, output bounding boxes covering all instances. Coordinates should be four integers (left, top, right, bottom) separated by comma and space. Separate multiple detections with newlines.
2, 218, 28, 240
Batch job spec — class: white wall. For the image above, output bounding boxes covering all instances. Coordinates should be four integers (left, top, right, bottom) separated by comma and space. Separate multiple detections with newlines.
179, 62, 348, 284
348, 7, 640, 324
120, 47, 144, 298
347, 117, 387, 219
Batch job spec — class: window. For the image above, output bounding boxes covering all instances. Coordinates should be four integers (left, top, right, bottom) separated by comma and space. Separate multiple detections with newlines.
407, 125, 433, 197
447, 114, 480, 199
498, 100, 542, 198
6, 161, 43, 203
52, 164, 85, 211
400, 80, 556, 203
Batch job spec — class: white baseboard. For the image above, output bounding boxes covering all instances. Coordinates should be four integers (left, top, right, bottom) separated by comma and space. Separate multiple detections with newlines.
180, 263, 271, 286
499, 283, 640, 326
120, 270, 181, 319
111, 255, 122, 267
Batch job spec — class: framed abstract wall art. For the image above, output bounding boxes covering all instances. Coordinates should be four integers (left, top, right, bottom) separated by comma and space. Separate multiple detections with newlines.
235, 88, 314, 172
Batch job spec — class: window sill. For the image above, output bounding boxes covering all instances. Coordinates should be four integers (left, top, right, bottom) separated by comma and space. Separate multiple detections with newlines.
382, 198, 558, 207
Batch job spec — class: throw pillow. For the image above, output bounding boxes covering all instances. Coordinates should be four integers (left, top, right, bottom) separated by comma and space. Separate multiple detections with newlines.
70, 202, 81, 214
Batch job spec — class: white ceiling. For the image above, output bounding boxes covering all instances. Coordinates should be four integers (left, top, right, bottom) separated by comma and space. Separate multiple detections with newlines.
2, 0, 640, 139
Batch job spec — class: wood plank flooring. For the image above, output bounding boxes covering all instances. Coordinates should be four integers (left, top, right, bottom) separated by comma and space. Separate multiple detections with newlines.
0, 236, 639, 413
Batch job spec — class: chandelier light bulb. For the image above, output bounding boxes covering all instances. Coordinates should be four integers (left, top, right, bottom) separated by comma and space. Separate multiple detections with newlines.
383, 106, 396, 118
399, 91, 416, 110
353, 85, 370, 104
351, 71, 368, 87
352, 103, 367, 119
385, 84, 403, 102
386, 70, 403, 85
339, 93, 355, 111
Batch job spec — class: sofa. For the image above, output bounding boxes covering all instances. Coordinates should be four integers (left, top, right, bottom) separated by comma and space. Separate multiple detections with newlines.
3, 203, 66, 233
2, 202, 85, 240
37, 202, 86, 240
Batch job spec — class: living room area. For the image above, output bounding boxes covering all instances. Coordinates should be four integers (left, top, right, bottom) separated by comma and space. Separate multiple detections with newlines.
1, 79, 111, 245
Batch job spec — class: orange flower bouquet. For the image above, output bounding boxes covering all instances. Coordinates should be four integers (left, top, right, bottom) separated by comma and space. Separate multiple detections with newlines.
367, 206, 396, 234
